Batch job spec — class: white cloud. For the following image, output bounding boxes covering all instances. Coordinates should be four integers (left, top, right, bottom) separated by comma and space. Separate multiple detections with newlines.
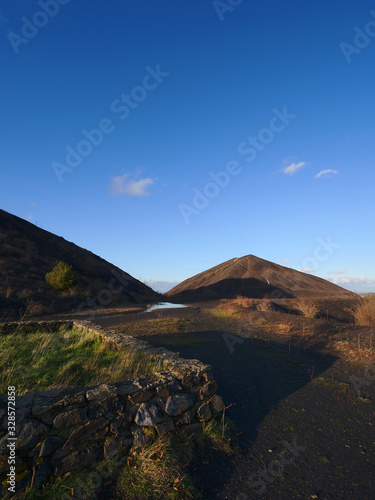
25, 214, 33, 221
315, 169, 339, 179
299, 268, 315, 273
326, 269, 345, 275
281, 161, 306, 176
328, 275, 375, 293
280, 259, 291, 263
331, 276, 375, 286
109, 173, 156, 197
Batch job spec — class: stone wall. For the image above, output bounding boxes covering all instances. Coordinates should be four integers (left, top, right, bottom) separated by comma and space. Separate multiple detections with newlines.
0, 320, 225, 498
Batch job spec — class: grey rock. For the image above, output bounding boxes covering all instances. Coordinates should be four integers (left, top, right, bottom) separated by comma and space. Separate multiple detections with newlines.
63, 417, 109, 450
56, 445, 103, 475
110, 411, 134, 435
17, 420, 49, 450
181, 374, 200, 390
155, 385, 169, 398
104, 437, 122, 459
51, 448, 70, 461
56, 390, 86, 407
196, 402, 212, 421
86, 384, 117, 401
53, 408, 87, 428
30, 436, 62, 458
166, 380, 182, 392
36, 388, 65, 399
88, 398, 124, 420
129, 390, 153, 404
209, 395, 225, 415
116, 381, 139, 396
31, 397, 55, 418
156, 419, 175, 436
14, 405, 31, 425
202, 371, 214, 382
131, 428, 154, 451
134, 403, 165, 426
174, 410, 194, 426
194, 381, 217, 401
15, 393, 34, 409
165, 393, 194, 417
31, 459, 51, 488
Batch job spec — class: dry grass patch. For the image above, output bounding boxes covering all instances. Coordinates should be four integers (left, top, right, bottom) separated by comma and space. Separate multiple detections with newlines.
295, 298, 319, 318
117, 433, 198, 499
275, 321, 293, 335
256, 299, 271, 312
330, 327, 375, 363
354, 296, 375, 327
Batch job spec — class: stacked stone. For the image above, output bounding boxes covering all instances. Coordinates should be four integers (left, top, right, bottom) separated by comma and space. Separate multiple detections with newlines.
0, 320, 225, 498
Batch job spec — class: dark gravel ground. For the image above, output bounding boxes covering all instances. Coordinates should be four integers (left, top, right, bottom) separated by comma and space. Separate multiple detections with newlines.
93, 305, 375, 499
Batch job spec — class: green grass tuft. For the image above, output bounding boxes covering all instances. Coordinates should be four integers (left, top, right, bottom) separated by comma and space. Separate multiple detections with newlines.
0, 325, 163, 395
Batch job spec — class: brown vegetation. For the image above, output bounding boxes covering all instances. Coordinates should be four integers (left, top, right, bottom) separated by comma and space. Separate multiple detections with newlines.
354, 295, 375, 327
295, 298, 319, 318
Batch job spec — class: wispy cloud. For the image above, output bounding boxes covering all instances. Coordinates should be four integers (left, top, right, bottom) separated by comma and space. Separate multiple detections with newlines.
25, 214, 33, 221
281, 161, 306, 176
328, 275, 375, 292
315, 169, 339, 179
331, 276, 375, 285
109, 173, 156, 197
327, 269, 345, 275
280, 259, 291, 263
299, 268, 315, 273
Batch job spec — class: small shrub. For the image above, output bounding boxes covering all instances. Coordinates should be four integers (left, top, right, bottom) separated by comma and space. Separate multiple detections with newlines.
217, 302, 240, 316
354, 296, 375, 327
234, 296, 256, 308
295, 299, 319, 318
256, 299, 271, 312
45, 261, 78, 291
276, 321, 292, 334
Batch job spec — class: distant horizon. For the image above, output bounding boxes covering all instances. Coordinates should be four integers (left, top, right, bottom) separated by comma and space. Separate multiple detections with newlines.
1, 207, 371, 295
1, 2, 374, 294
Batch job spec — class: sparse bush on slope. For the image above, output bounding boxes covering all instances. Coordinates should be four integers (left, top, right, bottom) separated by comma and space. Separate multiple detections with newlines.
354, 295, 375, 327
295, 298, 319, 318
45, 260, 78, 291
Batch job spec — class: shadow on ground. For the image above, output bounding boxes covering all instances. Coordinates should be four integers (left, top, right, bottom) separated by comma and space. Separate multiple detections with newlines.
138, 329, 337, 450
134, 328, 337, 498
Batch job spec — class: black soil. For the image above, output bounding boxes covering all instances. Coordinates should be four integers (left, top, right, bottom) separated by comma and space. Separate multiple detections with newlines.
95, 306, 375, 500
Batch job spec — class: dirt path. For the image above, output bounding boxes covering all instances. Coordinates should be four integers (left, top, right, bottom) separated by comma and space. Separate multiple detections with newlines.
95, 308, 375, 499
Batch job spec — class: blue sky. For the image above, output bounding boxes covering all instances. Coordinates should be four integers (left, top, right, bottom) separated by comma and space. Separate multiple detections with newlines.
1, 0, 374, 293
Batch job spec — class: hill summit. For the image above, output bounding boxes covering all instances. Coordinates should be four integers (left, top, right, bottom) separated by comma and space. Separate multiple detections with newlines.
166, 254, 357, 302
0, 209, 161, 317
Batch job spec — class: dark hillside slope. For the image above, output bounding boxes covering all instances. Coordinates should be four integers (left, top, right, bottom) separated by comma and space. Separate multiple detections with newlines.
0, 209, 161, 317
